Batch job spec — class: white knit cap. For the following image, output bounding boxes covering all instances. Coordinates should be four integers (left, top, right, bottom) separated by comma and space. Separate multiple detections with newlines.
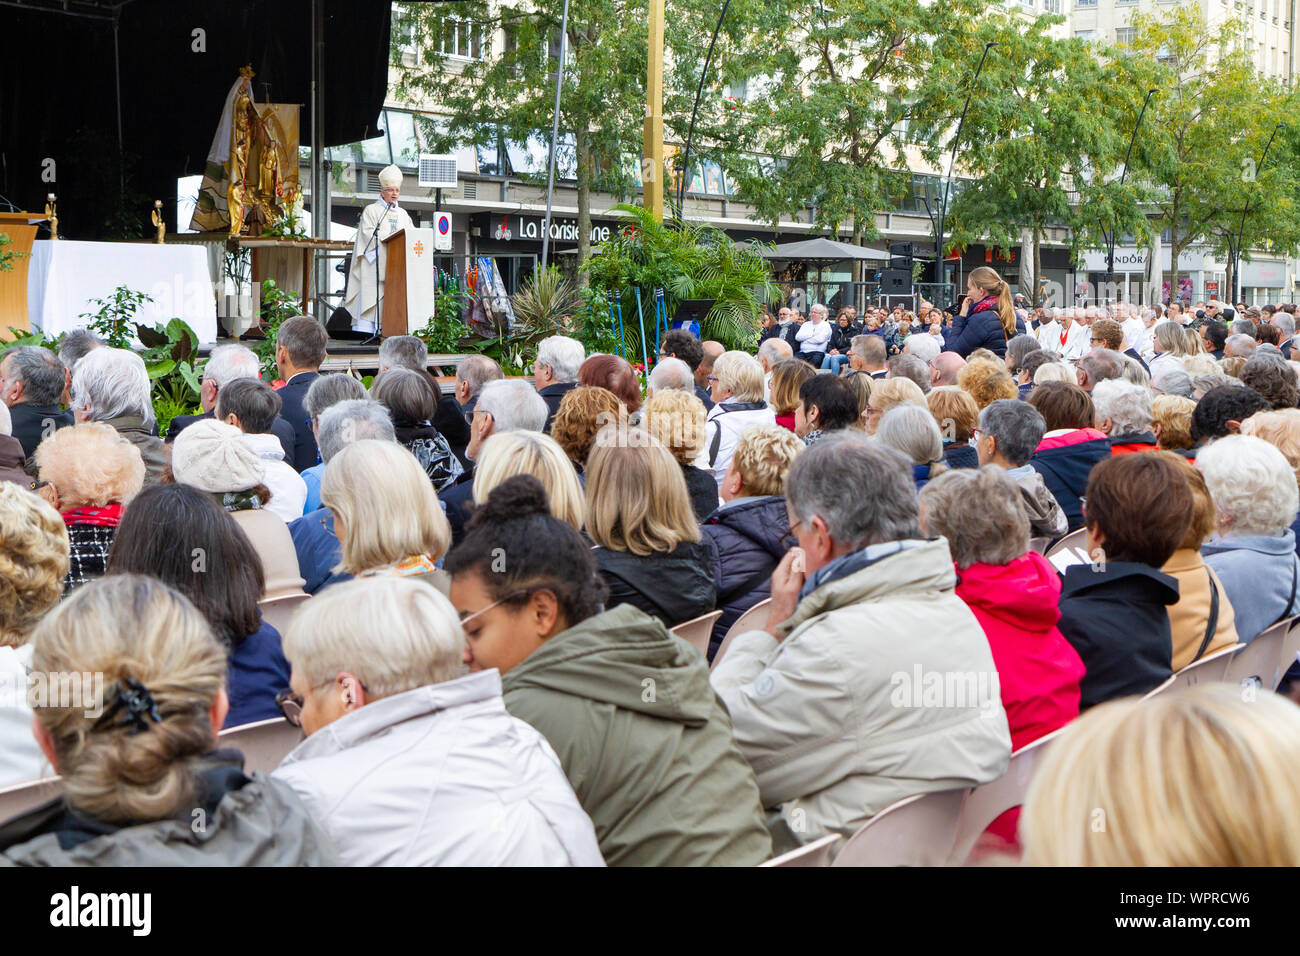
172, 419, 266, 493
378, 164, 402, 189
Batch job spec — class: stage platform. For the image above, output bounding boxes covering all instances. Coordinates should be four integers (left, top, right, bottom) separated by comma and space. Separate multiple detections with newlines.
200, 337, 471, 376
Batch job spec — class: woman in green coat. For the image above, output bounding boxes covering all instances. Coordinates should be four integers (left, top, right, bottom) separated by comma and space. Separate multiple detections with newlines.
446, 475, 771, 867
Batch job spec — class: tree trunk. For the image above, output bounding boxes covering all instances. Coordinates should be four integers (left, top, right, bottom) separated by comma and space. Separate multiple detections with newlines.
576, 124, 591, 288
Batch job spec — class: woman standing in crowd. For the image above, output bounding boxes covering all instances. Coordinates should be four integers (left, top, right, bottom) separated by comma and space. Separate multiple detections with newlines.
445, 475, 771, 866
107, 483, 291, 728
272, 577, 604, 866
585, 425, 715, 627
320, 439, 453, 593
34, 422, 144, 595
942, 266, 1026, 359
0, 575, 337, 865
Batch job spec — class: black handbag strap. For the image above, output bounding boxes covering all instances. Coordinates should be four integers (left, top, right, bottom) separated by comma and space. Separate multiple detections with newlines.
1192, 568, 1220, 664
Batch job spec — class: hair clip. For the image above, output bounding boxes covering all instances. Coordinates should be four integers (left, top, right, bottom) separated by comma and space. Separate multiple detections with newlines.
94, 678, 162, 734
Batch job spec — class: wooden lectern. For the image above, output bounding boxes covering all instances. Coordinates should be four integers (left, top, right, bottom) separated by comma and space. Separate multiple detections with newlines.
0, 211, 48, 334
380, 227, 436, 338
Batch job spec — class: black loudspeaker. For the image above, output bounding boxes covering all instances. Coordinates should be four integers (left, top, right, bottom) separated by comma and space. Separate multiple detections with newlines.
889, 242, 914, 272
880, 269, 912, 295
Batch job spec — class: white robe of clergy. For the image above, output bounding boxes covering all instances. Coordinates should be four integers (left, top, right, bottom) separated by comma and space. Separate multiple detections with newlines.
344, 200, 415, 333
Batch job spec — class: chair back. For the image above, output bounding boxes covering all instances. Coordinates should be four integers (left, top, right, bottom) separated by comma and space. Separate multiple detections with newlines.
711, 599, 773, 671
1167, 643, 1237, 691
948, 727, 1065, 864
1225, 618, 1294, 691
1278, 617, 1300, 685
670, 610, 724, 657
0, 776, 62, 822
758, 833, 840, 868
258, 593, 311, 637
1028, 536, 1052, 555
217, 717, 303, 775
831, 788, 968, 867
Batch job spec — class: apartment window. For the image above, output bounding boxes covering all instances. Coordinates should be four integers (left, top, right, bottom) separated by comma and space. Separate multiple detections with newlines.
1076, 0, 1097, 6
1116, 27, 1135, 44
1075, 29, 1097, 41
1044, 0, 1061, 11
440, 16, 483, 60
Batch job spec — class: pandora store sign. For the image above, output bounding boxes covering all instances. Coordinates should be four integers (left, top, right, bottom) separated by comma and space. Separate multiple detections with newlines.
488, 215, 612, 244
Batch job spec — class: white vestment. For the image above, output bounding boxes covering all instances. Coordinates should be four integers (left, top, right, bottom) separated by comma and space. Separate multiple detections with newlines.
344, 201, 415, 333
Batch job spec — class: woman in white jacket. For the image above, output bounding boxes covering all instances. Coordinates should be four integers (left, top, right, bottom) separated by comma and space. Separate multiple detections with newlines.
698, 351, 776, 489
0, 484, 69, 788
272, 576, 604, 866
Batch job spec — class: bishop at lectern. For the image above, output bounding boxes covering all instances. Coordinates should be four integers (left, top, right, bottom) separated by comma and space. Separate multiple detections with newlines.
343, 163, 414, 335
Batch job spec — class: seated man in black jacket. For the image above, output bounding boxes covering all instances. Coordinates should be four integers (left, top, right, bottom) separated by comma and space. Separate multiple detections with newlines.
1057, 453, 1194, 710
0, 346, 74, 459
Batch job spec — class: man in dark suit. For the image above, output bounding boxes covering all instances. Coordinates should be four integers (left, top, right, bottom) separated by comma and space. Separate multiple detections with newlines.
534, 334, 584, 433
167, 343, 295, 461
1272, 311, 1295, 361
0, 346, 73, 458
274, 316, 328, 471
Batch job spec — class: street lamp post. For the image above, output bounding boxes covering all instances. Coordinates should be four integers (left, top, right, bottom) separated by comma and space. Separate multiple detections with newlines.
540, 0, 572, 272
1104, 87, 1157, 301
676, 0, 732, 222
934, 41, 996, 300
1231, 122, 1282, 304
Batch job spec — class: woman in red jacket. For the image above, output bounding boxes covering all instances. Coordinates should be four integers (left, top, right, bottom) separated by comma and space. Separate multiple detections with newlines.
919, 465, 1084, 851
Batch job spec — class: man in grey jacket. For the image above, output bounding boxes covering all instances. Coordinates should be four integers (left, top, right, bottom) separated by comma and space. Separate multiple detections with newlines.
975, 399, 1068, 539
711, 434, 1011, 853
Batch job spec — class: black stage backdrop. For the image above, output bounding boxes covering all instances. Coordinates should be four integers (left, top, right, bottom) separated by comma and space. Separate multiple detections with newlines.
0, 0, 393, 239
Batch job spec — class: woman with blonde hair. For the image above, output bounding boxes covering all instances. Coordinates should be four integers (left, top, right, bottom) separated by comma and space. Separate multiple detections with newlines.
0, 575, 337, 865
862, 376, 926, 436
1021, 684, 1300, 866
551, 385, 626, 471
768, 359, 816, 432
959, 357, 1019, 410
641, 388, 716, 520
1151, 394, 1197, 455
875, 404, 948, 491
1032, 361, 1074, 386
1149, 321, 1191, 380
321, 439, 453, 592
927, 387, 980, 469
585, 425, 715, 626
472, 430, 584, 532
34, 422, 144, 595
0, 484, 69, 787
271, 577, 603, 866
942, 265, 1025, 358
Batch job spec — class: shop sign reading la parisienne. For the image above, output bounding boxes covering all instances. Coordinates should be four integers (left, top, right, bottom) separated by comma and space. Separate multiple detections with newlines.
489, 215, 612, 244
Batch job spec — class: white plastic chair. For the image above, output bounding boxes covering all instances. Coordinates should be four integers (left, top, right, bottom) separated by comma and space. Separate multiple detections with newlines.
670, 610, 724, 657
758, 833, 840, 868
217, 717, 303, 775
1278, 618, 1300, 684
830, 788, 968, 867
0, 776, 62, 822
1167, 643, 1238, 691
948, 726, 1066, 865
258, 593, 311, 636
710, 599, 773, 671
1225, 618, 1293, 691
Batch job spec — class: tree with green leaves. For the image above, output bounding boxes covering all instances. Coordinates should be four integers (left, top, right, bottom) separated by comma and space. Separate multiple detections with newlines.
700, 0, 1024, 263
943, 15, 1152, 306
1123, 6, 1300, 296
389, 0, 761, 284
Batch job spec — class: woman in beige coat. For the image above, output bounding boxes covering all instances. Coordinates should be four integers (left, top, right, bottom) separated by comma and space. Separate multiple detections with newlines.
1157, 452, 1239, 670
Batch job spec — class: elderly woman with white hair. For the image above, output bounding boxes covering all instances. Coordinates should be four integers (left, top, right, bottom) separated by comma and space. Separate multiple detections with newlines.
271, 576, 604, 866
1198, 435, 1300, 643
875, 403, 948, 492
69, 347, 168, 486
321, 439, 453, 593
172, 418, 306, 601
700, 350, 775, 488
1091, 379, 1156, 454
1148, 322, 1191, 382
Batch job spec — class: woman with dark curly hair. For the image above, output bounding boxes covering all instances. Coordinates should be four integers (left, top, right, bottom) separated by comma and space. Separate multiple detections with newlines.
1239, 351, 1300, 410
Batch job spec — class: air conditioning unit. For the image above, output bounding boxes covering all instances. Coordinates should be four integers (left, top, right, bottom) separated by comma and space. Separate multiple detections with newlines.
418, 154, 459, 189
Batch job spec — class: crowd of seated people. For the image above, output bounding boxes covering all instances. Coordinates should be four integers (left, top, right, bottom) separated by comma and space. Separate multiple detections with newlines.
2, 299, 1300, 868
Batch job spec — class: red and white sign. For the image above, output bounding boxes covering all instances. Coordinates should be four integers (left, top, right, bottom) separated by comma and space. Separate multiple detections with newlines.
434, 212, 453, 252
